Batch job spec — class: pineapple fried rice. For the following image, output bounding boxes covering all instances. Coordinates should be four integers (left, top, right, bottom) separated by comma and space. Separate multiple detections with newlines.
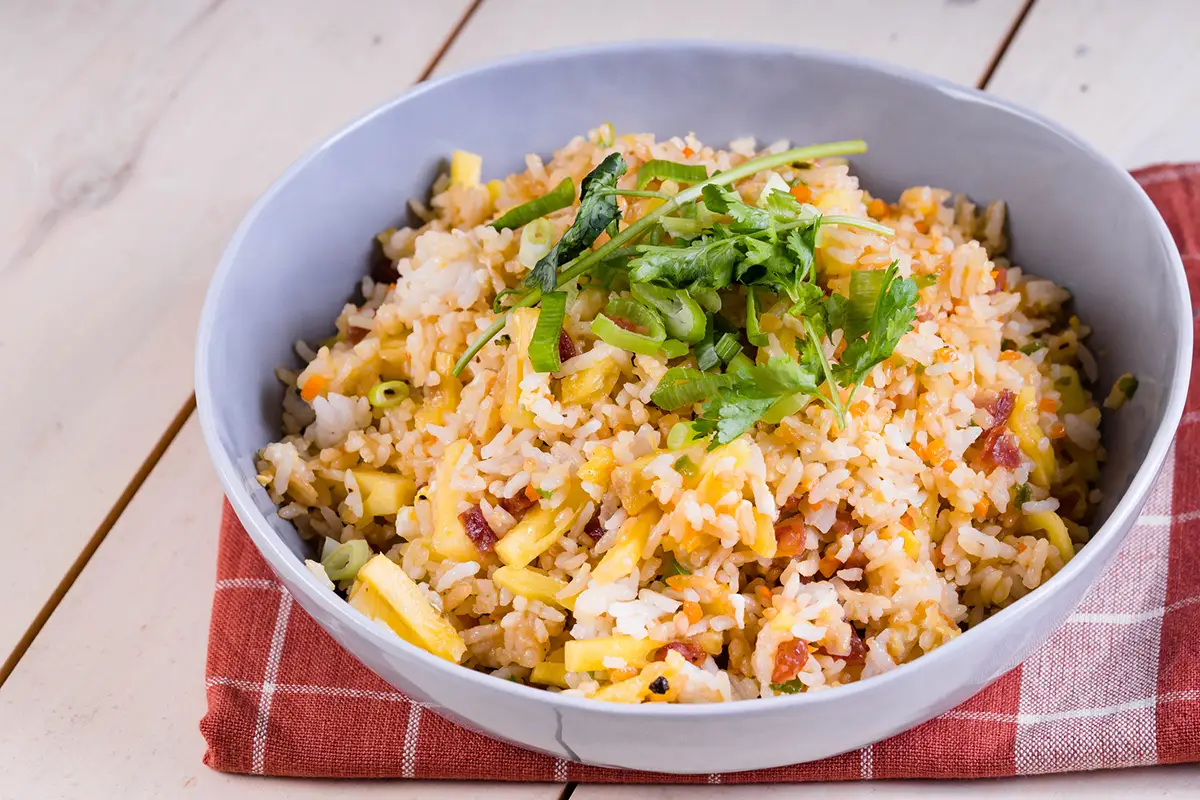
256, 127, 1127, 704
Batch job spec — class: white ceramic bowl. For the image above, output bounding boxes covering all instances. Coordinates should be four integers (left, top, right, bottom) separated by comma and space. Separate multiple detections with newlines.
196, 42, 1191, 773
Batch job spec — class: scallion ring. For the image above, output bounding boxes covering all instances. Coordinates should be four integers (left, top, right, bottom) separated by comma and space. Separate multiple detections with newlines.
591, 298, 666, 355
714, 333, 742, 364
630, 282, 706, 343
650, 367, 733, 411
517, 218, 556, 269
746, 289, 767, 347
321, 539, 372, 582
659, 339, 690, 359
368, 380, 410, 408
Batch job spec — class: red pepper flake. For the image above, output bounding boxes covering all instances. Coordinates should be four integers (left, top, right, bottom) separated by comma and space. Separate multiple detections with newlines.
655, 641, 706, 666
499, 492, 536, 518
557, 329, 579, 363
818, 628, 867, 664
771, 638, 810, 684
458, 505, 497, 553
583, 514, 604, 542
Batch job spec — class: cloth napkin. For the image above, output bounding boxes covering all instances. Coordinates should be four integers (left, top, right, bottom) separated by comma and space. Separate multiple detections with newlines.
201, 164, 1200, 782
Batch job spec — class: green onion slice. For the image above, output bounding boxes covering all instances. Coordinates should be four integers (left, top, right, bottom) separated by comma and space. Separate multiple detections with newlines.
651, 367, 733, 411
695, 316, 720, 371
529, 291, 568, 372
691, 289, 722, 313
491, 178, 575, 230
590, 298, 666, 355
746, 289, 767, 347
630, 282, 706, 343
714, 333, 742, 364
914, 274, 938, 289
762, 393, 810, 425
367, 380, 410, 408
636, 159, 709, 190
321, 539, 372, 582
660, 339, 690, 359
517, 218, 556, 270
726, 352, 754, 377
660, 216, 705, 239
664, 552, 692, 575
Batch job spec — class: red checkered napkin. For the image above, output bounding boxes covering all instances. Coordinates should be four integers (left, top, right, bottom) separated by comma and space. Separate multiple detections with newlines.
201, 165, 1200, 782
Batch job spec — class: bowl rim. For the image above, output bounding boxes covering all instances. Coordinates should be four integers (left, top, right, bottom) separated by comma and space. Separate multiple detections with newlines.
195, 39, 1193, 719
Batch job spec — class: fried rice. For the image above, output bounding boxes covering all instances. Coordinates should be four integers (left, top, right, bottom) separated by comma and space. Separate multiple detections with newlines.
256, 126, 1113, 704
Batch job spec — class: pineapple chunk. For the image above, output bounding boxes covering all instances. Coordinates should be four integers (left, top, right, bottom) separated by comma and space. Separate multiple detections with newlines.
564, 635, 662, 673
492, 565, 574, 610
1024, 509, 1074, 563
529, 662, 569, 688
501, 308, 539, 429
696, 439, 753, 508
1054, 366, 1089, 415
560, 357, 621, 406
352, 469, 415, 517
354, 555, 466, 662
495, 489, 585, 568
610, 454, 660, 515
577, 445, 616, 488
486, 179, 503, 203
450, 150, 482, 187
593, 509, 661, 584
431, 441, 478, 562
415, 353, 462, 428
747, 510, 778, 559
592, 662, 673, 704
1010, 387, 1056, 487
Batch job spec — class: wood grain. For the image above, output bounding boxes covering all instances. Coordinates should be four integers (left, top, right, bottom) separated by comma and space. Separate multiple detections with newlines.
439, 0, 1028, 83
0, 0, 471, 663
986, 0, 1200, 167
0, 417, 560, 799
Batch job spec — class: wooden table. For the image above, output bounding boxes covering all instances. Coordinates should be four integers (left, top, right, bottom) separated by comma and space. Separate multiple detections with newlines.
1, 1, 1198, 797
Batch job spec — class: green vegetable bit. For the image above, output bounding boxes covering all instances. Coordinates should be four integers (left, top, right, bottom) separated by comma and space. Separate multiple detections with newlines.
770, 680, 804, 694
1013, 483, 1032, 508
321, 539, 372, 582
665, 553, 692, 576
491, 177, 576, 231
636, 159, 709, 190
590, 297, 666, 355
631, 282, 707, 343
746, 289, 767, 347
1118, 375, 1139, 398
528, 291, 568, 373
660, 339, 690, 359
1020, 341, 1047, 355
367, 380, 410, 408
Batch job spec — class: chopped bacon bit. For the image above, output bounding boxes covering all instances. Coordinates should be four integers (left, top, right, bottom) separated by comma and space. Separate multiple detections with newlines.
979, 429, 1022, 468
771, 638, 810, 684
499, 491, 536, 517
557, 329, 579, 363
818, 628, 866, 664
790, 184, 812, 203
369, 240, 399, 284
458, 505, 497, 553
774, 516, 807, 557
346, 326, 369, 345
987, 390, 1017, 429
655, 641, 706, 666
681, 146, 695, 158
842, 547, 869, 571
583, 514, 604, 542
830, 508, 857, 537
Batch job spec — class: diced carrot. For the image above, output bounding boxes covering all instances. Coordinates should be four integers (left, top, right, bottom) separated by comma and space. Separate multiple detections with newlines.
1049, 423, 1067, 439
1039, 398, 1060, 413
755, 585, 773, 606
300, 374, 327, 402
611, 665, 639, 681
790, 184, 812, 203
849, 401, 868, 418
867, 198, 888, 218
681, 146, 695, 158
926, 439, 947, 464
974, 498, 990, 520
999, 350, 1022, 362
913, 219, 930, 234
940, 459, 957, 473
683, 601, 703, 625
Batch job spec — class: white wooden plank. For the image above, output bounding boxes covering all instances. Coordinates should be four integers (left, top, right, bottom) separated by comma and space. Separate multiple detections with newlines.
573, 764, 1200, 798
0, 417, 559, 800
438, 0, 1027, 84
986, 0, 1200, 167
0, 0, 471, 662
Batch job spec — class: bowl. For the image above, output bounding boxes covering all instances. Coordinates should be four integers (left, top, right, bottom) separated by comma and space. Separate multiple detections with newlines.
195, 41, 1191, 773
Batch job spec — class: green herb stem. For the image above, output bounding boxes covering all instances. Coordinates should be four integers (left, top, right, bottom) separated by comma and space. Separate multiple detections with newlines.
802, 316, 847, 427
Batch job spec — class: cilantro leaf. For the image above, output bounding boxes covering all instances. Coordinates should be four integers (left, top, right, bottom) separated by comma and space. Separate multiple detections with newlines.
833, 262, 918, 387
628, 238, 740, 290
687, 355, 823, 445
526, 153, 626, 293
